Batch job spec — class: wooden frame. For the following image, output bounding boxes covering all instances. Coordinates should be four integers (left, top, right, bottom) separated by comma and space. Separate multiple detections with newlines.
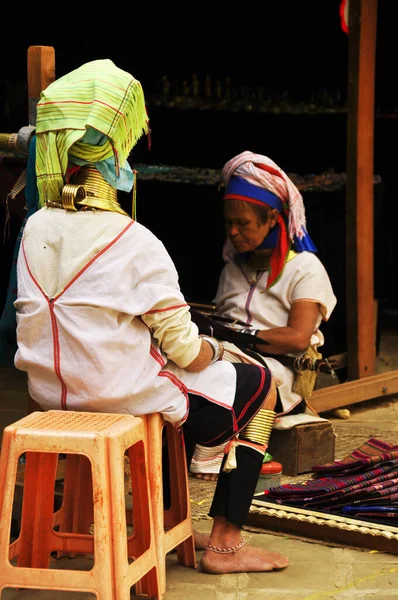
310, 0, 398, 413
26, 46, 55, 414
311, 370, 398, 413
249, 498, 398, 554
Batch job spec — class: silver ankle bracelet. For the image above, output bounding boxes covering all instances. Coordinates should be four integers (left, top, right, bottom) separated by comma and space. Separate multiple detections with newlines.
205, 539, 246, 554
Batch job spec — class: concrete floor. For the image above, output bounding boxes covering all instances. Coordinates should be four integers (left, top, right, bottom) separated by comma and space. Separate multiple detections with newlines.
1, 325, 398, 599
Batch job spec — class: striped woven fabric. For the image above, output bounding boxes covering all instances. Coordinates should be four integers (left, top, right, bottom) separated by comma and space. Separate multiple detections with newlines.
311, 437, 398, 475
305, 469, 398, 508
266, 462, 398, 500
35, 59, 149, 207
262, 439, 398, 519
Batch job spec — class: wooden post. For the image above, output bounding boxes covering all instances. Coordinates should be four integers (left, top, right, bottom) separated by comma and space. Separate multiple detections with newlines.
27, 46, 55, 126
345, 0, 378, 379
26, 46, 55, 414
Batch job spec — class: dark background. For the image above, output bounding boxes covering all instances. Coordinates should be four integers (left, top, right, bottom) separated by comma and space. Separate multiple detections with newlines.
1, 1, 397, 358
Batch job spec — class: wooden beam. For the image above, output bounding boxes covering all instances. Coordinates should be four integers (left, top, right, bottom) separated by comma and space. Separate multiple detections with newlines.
345, 0, 378, 379
27, 46, 55, 126
26, 46, 55, 414
310, 369, 398, 413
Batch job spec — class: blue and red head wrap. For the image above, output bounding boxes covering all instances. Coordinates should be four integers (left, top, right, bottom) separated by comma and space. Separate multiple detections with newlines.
222, 151, 317, 289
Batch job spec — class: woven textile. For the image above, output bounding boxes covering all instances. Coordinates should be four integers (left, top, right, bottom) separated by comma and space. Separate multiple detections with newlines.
312, 437, 398, 475
263, 439, 398, 520
266, 462, 398, 503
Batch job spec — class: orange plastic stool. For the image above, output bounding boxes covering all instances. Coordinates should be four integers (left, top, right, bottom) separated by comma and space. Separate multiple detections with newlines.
145, 413, 197, 594
0, 410, 161, 599
54, 413, 197, 597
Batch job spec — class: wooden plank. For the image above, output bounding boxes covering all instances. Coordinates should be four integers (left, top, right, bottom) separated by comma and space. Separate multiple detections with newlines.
345, 0, 378, 379
27, 45, 55, 126
26, 46, 55, 415
268, 422, 335, 476
310, 369, 398, 413
248, 500, 398, 555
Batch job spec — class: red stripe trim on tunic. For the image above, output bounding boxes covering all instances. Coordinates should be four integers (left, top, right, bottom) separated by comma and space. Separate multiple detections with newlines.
145, 303, 188, 314
186, 388, 233, 411
158, 370, 189, 395
150, 346, 166, 366
53, 219, 135, 301
22, 242, 51, 299
21, 244, 69, 409
48, 299, 68, 410
157, 371, 190, 424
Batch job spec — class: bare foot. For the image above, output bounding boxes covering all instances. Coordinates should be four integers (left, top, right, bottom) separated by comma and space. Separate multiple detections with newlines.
190, 472, 218, 482
201, 542, 289, 574
194, 530, 210, 550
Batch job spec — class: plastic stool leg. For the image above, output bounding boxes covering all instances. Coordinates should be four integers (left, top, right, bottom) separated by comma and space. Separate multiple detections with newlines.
0, 428, 12, 523
17, 451, 58, 568
165, 424, 196, 568
55, 454, 93, 558
126, 439, 160, 599
147, 415, 196, 595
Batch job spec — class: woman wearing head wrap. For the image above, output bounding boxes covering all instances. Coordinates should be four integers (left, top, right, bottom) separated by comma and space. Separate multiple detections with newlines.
190, 151, 337, 480
14, 65, 288, 574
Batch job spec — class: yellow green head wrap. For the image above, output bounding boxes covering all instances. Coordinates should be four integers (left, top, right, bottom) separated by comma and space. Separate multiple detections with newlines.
35, 59, 149, 207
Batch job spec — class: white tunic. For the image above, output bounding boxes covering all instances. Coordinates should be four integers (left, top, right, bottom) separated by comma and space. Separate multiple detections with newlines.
214, 252, 337, 414
14, 208, 237, 425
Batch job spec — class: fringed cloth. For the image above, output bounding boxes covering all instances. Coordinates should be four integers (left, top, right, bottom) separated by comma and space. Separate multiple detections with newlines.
35, 59, 149, 207
263, 438, 398, 522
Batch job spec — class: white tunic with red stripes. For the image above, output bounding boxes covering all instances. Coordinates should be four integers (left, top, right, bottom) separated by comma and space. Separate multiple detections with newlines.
14, 208, 237, 425
214, 252, 337, 414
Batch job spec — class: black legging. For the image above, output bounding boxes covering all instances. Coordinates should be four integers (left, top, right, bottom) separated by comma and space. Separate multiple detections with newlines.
183, 362, 272, 528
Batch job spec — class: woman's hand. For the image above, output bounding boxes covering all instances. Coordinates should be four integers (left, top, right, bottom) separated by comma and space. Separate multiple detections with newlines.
184, 338, 220, 372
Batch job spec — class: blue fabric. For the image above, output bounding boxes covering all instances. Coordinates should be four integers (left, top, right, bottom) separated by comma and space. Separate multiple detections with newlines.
70, 127, 135, 192
224, 176, 284, 212
255, 227, 317, 254
0, 136, 39, 366
293, 228, 317, 252
256, 222, 280, 249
